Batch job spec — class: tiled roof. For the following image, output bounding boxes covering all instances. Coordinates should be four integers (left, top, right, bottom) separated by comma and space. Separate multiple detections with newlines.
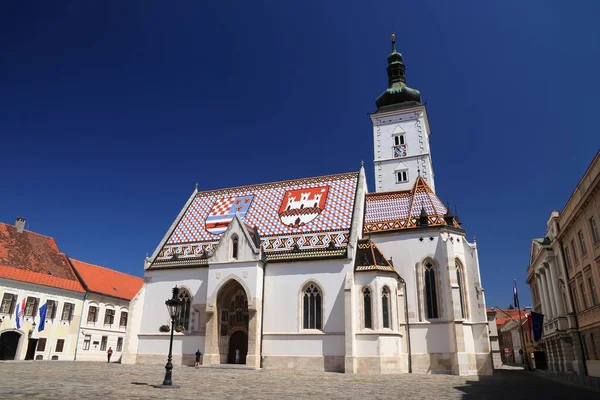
364, 177, 460, 233
70, 258, 143, 301
0, 222, 85, 292
494, 308, 527, 328
153, 172, 359, 266
354, 239, 397, 274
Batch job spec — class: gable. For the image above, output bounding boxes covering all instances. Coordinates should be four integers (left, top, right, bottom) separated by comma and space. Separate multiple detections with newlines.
151, 172, 359, 267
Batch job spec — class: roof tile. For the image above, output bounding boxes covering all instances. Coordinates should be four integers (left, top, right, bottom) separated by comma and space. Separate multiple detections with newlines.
70, 258, 143, 301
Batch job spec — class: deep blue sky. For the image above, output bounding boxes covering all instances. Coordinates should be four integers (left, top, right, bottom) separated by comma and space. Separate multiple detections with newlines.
1, 1, 598, 308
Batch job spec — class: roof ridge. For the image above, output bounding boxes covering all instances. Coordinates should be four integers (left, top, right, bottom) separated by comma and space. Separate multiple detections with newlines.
196, 170, 359, 195
70, 258, 142, 280
0, 221, 57, 241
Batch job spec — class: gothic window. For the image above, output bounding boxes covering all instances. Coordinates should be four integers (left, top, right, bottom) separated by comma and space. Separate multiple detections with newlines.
396, 170, 408, 183
232, 235, 239, 259
424, 262, 439, 319
177, 289, 192, 330
363, 287, 372, 329
394, 134, 405, 146
382, 286, 390, 328
456, 259, 467, 319
302, 283, 322, 330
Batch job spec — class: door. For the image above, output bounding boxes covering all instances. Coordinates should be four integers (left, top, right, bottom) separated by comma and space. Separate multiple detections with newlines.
25, 339, 38, 360
227, 331, 248, 364
0, 331, 22, 360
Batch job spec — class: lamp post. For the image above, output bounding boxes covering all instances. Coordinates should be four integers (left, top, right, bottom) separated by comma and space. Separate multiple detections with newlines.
154, 286, 183, 389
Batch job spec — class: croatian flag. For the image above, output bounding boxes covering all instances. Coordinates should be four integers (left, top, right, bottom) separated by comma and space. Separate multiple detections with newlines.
15, 298, 26, 329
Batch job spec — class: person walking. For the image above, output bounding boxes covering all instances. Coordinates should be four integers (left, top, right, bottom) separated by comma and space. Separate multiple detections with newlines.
195, 349, 202, 369
107, 347, 113, 363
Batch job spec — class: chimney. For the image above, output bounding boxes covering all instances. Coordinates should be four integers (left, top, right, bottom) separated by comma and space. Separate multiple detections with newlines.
15, 217, 26, 233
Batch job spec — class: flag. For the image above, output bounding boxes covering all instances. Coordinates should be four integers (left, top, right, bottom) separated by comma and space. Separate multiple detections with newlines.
531, 311, 544, 342
15, 297, 25, 329
513, 285, 518, 308
38, 302, 48, 332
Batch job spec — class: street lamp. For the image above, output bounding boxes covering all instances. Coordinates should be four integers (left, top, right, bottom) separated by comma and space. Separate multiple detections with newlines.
154, 286, 183, 389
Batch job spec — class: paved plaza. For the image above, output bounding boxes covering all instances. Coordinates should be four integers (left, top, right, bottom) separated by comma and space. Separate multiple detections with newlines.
0, 361, 598, 399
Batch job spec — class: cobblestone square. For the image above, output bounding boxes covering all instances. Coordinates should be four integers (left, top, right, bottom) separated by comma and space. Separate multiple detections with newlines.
0, 361, 597, 399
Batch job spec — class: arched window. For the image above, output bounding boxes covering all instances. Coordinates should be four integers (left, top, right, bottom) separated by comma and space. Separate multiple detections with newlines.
456, 259, 467, 319
177, 289, 192, 330
424, 262, 439, 319
382, 286, 390, 328
231, 235, 239, 259
363, 287, 372, 329
303, 283, 322, 330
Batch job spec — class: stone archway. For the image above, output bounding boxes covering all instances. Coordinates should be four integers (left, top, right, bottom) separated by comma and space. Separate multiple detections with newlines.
0, 331, 22, 360
204, 278, 261, 368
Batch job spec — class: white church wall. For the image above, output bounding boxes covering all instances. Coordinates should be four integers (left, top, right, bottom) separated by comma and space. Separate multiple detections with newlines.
136, 335, 205, 359
205, 261, 264, 310
410, 323, 455, 354
263, 258, 353, 335
139, 268, 208, 334
262, 334, 344, 356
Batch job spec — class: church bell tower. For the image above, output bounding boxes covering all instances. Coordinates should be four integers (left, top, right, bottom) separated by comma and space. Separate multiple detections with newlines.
371, 34, 436, 193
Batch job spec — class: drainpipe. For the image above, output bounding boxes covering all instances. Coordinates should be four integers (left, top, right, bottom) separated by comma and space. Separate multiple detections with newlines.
74, 292, 88, 361
259, 261, 266, 369
558, 240, 588, 376
402, 279, 412, 373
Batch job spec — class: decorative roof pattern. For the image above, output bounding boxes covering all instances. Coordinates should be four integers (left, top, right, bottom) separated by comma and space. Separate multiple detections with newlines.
70, 258, 143, 301
0, 222, 85, 292
153, 172, 359, 266
354, 239, 396, 274
364, 177, 459, 233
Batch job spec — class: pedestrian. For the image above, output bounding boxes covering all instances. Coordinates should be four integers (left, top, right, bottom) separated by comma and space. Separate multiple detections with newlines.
195, 349, 202, 369
235, 349, 240, 364
107, 347, 113, 363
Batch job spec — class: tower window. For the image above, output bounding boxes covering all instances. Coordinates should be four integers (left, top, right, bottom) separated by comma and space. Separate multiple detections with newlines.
396, 170, 408, 183
394, 135, 405, 146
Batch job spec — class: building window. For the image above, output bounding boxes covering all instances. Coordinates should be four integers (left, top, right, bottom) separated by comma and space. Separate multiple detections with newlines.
363, 287, 372, 329
424, 262, 439, 319
564, 245, 573, 269
100, 336, 108, 351
104, 309, 115, 325
61, 303, 74, 321
55, 339, 65, 353
24, 297, 39, 317
382, 286, 390, 329
0, 293, 16, 314
116, 337, 123, 352
37, 338, 47, 352
177, 289, 192, 331
582, 334, 590, 360
46, 300, 57, 319
119, 311, 128, 328
231, 235, 239, 259
394, 134, 405, 146
396, 170, 408, 183
590, 216, 599, 243
87, 306, 98, 322
393, 135, 407, 158
588, 276, 598, 306
578, 231, 587, 256
83, 335, 91, 350
580, 282, 588, 309
571, 283, 580, 312
456, 260, 467, 319
571, 239, 579, 263
302, 283, 322, 330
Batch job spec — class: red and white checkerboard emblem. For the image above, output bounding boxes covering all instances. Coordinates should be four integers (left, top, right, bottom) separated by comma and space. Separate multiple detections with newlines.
278, 186, 329, 228
205, 195, 254, 235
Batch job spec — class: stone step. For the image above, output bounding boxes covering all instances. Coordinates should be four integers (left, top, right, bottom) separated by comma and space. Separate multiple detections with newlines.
197, 364, 261, 370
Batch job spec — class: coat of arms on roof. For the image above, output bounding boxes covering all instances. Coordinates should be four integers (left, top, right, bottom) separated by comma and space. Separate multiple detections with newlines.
278, 186, 329, 228
206, 195, 254, 235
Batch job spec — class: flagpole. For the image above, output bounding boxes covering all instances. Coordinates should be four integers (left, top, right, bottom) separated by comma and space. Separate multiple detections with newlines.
514, 279, 530, 370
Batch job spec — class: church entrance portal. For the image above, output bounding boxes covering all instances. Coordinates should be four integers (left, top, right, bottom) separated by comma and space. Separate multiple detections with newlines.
0, 331, 22, 360
228, 331, 248, 364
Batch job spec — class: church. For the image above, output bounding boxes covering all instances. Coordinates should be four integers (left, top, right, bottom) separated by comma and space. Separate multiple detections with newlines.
125, 35, 492, 375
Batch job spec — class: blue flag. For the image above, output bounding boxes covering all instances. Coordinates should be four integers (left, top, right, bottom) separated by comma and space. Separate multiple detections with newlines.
38, 302, 48, 332
531, 311, 544, 342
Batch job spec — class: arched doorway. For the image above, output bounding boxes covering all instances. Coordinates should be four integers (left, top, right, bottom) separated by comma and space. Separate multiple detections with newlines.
217, 279, 249, 364
0, 331, 22, 360
228, 331, 248, 364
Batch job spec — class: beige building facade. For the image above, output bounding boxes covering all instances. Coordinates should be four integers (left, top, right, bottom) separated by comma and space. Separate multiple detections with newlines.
527, 150, 600, 377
